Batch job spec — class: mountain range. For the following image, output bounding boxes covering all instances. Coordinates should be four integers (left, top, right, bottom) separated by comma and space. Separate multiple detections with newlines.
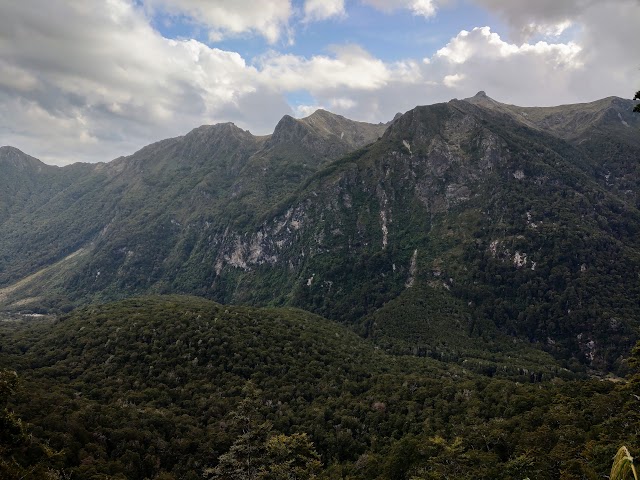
1, 92, 640, 371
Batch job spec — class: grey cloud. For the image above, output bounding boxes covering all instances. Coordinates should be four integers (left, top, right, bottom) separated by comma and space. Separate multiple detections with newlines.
471, 0, 634, 41
0, 0, 637, 166
215, 88, 294, 135
0, 0, 292, 164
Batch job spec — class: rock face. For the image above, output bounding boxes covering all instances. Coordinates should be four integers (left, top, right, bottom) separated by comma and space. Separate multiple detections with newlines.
1, 96, 640, 370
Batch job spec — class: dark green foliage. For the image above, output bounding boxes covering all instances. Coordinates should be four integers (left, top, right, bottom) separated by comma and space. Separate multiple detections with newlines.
1, 296, 640, 479
634, 91, 639, 112
204, 387, 322, 480
0, 369, 61, 479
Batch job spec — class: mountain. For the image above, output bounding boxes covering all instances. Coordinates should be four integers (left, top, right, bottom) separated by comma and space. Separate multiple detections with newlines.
0, 111, 386, 310
466, 92, 640, 207
0, 146, 47, 222
0, 146, 95, 223
466, 91, 640, 144
1, 96, 640, 370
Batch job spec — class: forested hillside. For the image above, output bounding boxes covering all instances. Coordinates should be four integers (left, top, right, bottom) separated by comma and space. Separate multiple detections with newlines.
2, 296, 640, 479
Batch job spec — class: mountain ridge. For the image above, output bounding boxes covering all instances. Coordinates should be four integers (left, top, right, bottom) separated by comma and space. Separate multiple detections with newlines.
1, 94, 639, 370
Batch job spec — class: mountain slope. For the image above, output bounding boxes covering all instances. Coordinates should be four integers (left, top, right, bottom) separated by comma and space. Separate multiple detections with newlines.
0, 146, 95, 224
282, 98, 640, 369
224, 109, 387, 226
467, 92, 640, 208
197, 96, 640, 369
0, 112, 386, 307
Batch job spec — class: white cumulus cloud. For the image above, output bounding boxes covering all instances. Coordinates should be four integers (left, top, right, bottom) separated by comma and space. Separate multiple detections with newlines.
436, 27, 582, 68
303, 0, 346, 22
362, 0, 438, 18
145, 0, 293, 43
257, 44, 391, 93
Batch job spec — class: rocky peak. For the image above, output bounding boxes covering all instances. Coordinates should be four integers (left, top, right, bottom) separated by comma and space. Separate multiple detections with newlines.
382, 102, 461, 147
303, 108, 339, 122
179, 122, 258, 159
0, 146, 47, 171
226, 110, 389, 210
267, 114, 307, 146
266, 109, 387, 157
463, 91, 506, 111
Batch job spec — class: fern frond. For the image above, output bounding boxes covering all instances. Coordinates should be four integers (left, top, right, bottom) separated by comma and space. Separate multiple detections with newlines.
611, 446, 638, 480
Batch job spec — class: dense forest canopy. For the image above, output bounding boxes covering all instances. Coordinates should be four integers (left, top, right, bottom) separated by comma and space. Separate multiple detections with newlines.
1, 297, 640, 479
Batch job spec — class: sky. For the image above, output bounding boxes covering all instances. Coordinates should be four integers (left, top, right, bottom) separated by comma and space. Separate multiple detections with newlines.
0, 0, 639, 165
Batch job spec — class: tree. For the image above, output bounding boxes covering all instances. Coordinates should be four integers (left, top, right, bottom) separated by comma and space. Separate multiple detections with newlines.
203, 383, 321, 480
206, 421, 272, 480
203, 383, 271, 480
0, 370, 61, 480
258, 433, 322, 480
634, 91, 640, 113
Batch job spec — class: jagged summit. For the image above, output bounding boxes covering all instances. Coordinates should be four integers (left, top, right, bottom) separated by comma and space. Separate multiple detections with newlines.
302, 108, 344, 121
267, 114, 309, 146
464, 90, 501, 107
382, 100, 460, 145
0, 145, 47, 170
267, 109, 386, 153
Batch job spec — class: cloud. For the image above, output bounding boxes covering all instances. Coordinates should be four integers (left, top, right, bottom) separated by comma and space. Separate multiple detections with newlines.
0, 0, 293, 164
302, 26, 589, 123
0, 0, 637, 165
429, 27, 585, 104
257, 44, 392, 94
303, 0, 346, 22
362, 0, 438, 18
471, 0, 631, 41
436, 27, 582, 67
259, 25, 592, 126
443, 73, 464, 88
465, 0, 640, 100
522, 21, 573, 39
145, 0, 292, 43
294, 104, 325, 117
